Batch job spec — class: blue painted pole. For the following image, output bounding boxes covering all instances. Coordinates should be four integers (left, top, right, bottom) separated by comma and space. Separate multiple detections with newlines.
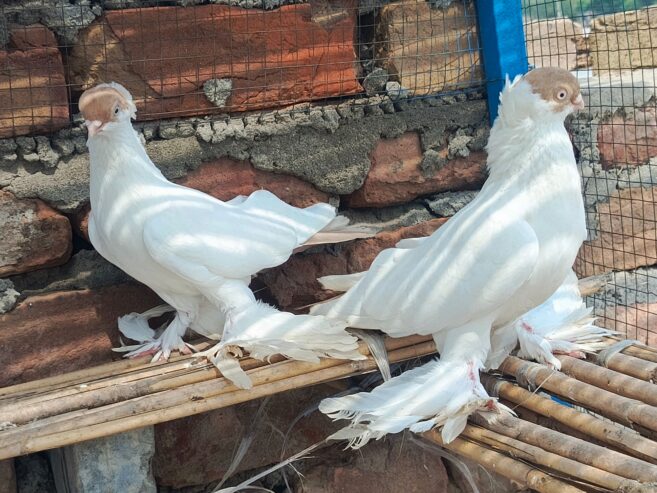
475, 0, 529, 124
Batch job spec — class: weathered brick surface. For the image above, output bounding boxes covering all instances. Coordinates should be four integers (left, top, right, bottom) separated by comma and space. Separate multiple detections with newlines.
591, 6, 657, 73
597, 106, 657, 168
177, 158, 330, 208
0, 190, 72, 277
575, 187, 657, 277
153, 384, 344, 488
376, 0, 481, 95
598, 303, 657, 347
346, 132, 485, 208
298, 435, 450, 493
261, 218, 447, 310
525, 18, 584, 71
0, 25, 69, 138
0, 284, 161, 387
68, 4, 361, 120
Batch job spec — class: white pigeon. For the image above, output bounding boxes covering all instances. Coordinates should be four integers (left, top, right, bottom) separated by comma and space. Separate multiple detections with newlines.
79, 82, 370, 388
310, 67, 587, 446
486, 269, 616, 370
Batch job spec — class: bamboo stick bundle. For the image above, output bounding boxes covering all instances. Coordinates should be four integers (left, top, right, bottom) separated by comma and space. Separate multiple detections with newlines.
500, 356, 657, 434
422, 429, 586, 493
481, 374, 657, 464
469, 413, 657, 483
556, 355, 657, 407
0, 335, 433, 426
459, 425, 648, 491
0, 340, 437, 459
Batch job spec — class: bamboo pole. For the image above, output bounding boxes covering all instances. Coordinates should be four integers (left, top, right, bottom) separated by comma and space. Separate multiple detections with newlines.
0, 335, 432, 426
623, 345, 657, 364
556, 355, 657, 407
422, 429, 585, 493
460, 425, 645, 491
600, 353, 657, 383
481, 375, 657, 464
500, 356, 657, 434
576, 274, 607, 297
0, 341, 436, 459
469, 413, 657, 483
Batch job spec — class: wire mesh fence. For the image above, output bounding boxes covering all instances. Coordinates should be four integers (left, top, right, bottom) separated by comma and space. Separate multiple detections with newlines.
522, 0, 657, 345
0, 0, 484, 136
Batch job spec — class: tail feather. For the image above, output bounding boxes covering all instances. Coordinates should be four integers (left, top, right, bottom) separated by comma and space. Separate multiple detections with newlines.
296, 216, 379, 251
318, 271, 366, 292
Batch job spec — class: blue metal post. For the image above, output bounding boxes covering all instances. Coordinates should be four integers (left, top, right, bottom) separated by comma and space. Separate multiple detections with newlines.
475, 0, 528, 124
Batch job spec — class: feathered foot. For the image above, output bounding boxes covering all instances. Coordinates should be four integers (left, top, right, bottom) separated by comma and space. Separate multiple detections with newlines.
319, 357, 512, 449
195, 302, 365, 389
113, 306, 196, 362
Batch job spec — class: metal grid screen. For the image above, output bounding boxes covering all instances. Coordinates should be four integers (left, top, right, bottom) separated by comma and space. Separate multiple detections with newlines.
522, 0, 657, 346
0, 0, 483, 136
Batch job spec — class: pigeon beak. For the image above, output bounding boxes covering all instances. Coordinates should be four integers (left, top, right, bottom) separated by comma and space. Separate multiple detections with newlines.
572, 94, 585, 111
85, 120, 105, 137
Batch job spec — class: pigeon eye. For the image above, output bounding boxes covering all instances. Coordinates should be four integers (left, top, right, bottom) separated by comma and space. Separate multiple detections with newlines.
557, 90, 567, 100
114, 107, 119, 115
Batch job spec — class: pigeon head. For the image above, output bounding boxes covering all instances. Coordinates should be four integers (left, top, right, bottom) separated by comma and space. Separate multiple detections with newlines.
79, 82, 137, 138
523, 67, 584, 116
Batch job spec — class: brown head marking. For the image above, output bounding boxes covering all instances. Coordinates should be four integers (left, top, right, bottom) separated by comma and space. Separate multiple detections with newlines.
523, 67, 583, 113
78, 85, 130, 124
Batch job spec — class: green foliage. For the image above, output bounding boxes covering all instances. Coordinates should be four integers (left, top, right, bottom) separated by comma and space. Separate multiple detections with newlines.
522, 0, 657, 20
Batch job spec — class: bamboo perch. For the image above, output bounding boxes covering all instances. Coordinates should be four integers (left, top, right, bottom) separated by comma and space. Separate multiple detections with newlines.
500, 356, 657, 434
0, 335, 433, 426
623, 345, 657, 364
576, 274, 607, 297
422, 429, 586, 493
470, 413, 657, 483
459, 425, 646, 491
599, 352, 657, 383
0, 341, 437, 459
556, 355, 657, 407
481, 374, 657, 464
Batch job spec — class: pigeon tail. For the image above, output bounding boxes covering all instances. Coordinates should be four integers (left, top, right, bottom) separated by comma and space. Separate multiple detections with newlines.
319, 357, 510, 449
197, 301, 366, 389
295, 216, 379, 252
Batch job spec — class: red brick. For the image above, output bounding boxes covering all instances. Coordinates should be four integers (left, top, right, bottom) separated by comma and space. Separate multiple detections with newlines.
69, 4, 361, 120
597, 303, 657, 347
0, 191, 72, 277
598, 107, 657, 169
0, 284, 161, 387
575, 186, 657, 277
298, 435, 450, 493
0, 25, 69, 138
260, 218, 447, 310
347, 132, 485, 208
177, 158, 330, 208
153, 383, 345, 488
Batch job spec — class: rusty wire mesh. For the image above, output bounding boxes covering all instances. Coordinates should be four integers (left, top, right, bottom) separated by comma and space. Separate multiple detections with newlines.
0, 0, 484, 137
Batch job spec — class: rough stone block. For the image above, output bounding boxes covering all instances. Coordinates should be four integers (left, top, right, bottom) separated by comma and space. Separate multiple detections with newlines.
525, 18, 584, 70
68, 4, 361, 120
260, 218, 447, 309
0, 190, 72, 277
575, 186, 657, 277
0, 25, 69, 138
375, 0, 481, 95
590, 6, 657, 74
57, 428, 156, 493
346, 132, 485, 208
0, 284, 161, 387
597, 106, 657, 168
